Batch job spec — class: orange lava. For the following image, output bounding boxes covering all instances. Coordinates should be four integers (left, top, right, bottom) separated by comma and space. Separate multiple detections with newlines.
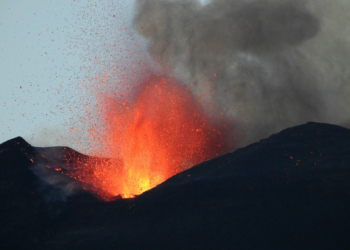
76, 74, 233, 200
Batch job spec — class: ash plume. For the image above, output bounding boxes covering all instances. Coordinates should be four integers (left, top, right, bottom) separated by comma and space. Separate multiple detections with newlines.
132, 0, 350, 146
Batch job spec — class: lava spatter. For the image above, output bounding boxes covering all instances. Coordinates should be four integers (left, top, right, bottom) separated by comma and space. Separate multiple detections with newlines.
72, 73, 233, 200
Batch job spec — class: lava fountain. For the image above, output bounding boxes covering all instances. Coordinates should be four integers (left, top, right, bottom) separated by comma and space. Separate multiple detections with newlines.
74, 73, 233, 200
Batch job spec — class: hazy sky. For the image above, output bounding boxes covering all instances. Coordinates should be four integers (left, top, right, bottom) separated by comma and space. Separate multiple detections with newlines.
0, 0, 211, 151
2, 0, 349, 152
0, 0, 139, 148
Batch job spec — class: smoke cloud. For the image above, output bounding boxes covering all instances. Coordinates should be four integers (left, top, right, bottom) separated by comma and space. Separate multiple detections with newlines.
31, 163, 80, 202
132, 0, 350, 146
30, 147, 83, 202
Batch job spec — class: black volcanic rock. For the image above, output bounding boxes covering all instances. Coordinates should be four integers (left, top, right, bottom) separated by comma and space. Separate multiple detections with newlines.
0, 137, 50, 249
0, 137, 101, 250
1, 122, 350, 250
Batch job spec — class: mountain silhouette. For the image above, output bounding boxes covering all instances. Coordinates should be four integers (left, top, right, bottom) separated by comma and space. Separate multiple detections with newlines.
1, 122, 350, 249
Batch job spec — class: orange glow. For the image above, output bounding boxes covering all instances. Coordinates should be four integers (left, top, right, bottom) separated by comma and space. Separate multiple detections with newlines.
71, 74, 233, 200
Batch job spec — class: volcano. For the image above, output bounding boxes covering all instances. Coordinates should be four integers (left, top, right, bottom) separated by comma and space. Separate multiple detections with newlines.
1, 122, 350, 249
80, 74, 233, 200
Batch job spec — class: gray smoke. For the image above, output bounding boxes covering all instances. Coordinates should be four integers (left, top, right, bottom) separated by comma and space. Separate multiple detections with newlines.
31, 163, 80, 202
132, 0, 350, 147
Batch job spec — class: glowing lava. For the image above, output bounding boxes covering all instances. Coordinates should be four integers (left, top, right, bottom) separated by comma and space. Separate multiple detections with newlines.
75, 74, 233, 200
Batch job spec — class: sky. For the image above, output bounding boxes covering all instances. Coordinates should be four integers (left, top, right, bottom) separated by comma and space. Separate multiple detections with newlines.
0, 0, 141, 148
0, 0, 211, 150
1, 0, 350, 152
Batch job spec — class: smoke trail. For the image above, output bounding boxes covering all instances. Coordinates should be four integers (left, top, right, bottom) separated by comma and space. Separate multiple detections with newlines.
132, 0, 350, 146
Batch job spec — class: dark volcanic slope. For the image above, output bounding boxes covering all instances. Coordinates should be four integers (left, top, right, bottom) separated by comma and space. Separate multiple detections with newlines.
1, 122, 350, 250
0, 137, 103, 250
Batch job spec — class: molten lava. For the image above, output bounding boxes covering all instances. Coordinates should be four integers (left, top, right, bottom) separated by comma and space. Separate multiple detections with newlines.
74, 74, 233, 200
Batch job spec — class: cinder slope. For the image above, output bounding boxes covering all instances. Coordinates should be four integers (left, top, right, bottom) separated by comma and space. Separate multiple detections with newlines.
1, 122, 350, 250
